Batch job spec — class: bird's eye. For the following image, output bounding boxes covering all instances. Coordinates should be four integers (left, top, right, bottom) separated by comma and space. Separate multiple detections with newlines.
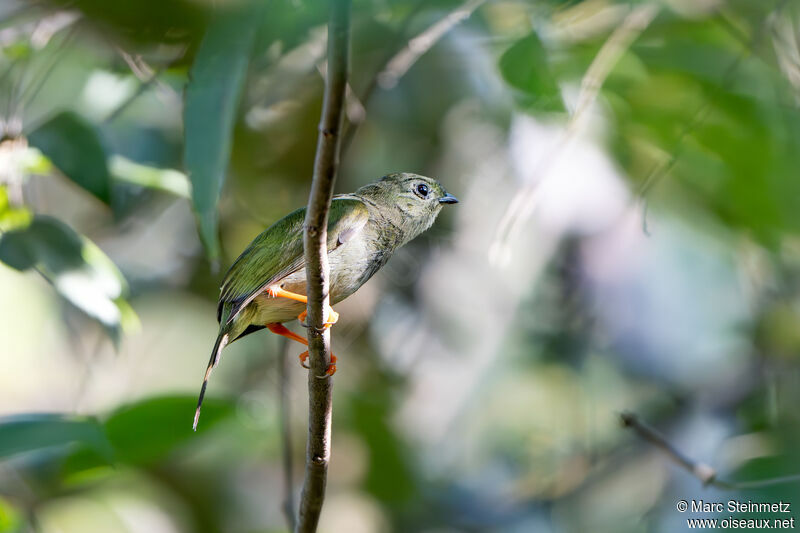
416, 183, 429, 198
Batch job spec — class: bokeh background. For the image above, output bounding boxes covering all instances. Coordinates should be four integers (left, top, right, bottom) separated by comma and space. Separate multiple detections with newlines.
2, 0, 800, 531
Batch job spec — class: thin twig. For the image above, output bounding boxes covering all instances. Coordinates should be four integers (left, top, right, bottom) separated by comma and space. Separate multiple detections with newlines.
278, 336, 297, 532
296, 1, 350, 532
27, 507, 42, 533
376, 0, 485, 90
114, 47, 182, 109
103, 71, 160, 124
14, 22, 79, 130
621, 412, 800, 490
341, 0, 480, 155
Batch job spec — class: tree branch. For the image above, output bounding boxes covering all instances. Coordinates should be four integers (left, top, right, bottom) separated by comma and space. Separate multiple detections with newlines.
296, 1, 350, 532
621, 412, 800, 490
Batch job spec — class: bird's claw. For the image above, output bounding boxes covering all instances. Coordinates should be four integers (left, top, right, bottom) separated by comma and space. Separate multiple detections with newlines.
297, 351, 336, 377
318, 355, 337, 378
297, 307, 339, 329
325, 309, 339, 327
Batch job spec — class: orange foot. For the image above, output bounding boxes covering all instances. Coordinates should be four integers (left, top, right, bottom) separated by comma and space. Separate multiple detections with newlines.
298, 351, 337, 376
266, 323, 337, 377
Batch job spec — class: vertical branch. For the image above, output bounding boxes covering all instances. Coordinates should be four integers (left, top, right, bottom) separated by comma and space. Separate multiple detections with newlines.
297, 1, 350, 532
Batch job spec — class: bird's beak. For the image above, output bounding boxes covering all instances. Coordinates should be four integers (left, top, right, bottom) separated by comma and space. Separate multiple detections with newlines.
439, 193, 459, 204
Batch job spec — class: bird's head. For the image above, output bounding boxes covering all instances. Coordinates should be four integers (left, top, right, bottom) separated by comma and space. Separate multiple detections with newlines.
356, 172, 458, 242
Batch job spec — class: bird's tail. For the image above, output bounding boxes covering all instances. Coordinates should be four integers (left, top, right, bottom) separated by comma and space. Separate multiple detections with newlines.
193, 332, 229, 431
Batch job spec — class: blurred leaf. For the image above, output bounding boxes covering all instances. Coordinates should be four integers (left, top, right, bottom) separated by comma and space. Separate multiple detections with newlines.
499, 32, 565, 113
19, 146, 53, 175
0, 186, 32, 231
60, 447, 115, 485
604, 13, 800, 245
184, 2, 263, 264
728, 444, 800, 513
0, 414, 112, 461
757, 303, 800, 360
28, 111, 112, 204
104, 396, 234, 466
2, 41, 32, 61
45, 0, 206, 47
0, 496, 22, 533
0, 216, 134, 342
110, 155, 191, 198
350, 390, 417, 504
0, 216, 83, 271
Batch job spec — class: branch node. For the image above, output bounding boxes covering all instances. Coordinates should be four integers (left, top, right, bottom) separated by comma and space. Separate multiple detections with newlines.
620, 411, 635, 427
694, 464, 717, 486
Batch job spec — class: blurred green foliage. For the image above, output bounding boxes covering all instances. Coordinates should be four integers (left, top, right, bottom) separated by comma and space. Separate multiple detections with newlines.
1, 0, 800, 532
29, 112, 112, 204
499, 31, 565, 113
184, 2, 265, 263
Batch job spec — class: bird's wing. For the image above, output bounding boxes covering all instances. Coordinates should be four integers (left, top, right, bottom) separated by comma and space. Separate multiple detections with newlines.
217, 196, 369, 325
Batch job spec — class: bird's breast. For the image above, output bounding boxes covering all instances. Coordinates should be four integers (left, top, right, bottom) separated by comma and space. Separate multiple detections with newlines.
329, 230, 390, 302
278, 228, 391, 304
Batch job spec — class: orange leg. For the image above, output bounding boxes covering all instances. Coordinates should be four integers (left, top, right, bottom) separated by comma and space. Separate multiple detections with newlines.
267, 323, 337, 376
267, 286, 308, 304
266, 323, 307, 346
267, 285, 339, 329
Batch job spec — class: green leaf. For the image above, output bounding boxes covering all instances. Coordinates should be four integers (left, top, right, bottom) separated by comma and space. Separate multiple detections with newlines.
0, 414, 113, 462
349, 388, 417, 504
0, 216, 135, 342
0, 495, 23, 533
0, 216, 83, 272
110, 155, 191, 198
499, 32, 565, 114
0, 186, 32, 232
28, 111, 112, 204
104, 396, 234, 465
184, 3, 263, 263
0, 397, 231, 472
59, 447, 116, 484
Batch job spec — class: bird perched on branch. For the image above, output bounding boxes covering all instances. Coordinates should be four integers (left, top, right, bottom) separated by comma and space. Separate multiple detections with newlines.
194, 172, 458, 429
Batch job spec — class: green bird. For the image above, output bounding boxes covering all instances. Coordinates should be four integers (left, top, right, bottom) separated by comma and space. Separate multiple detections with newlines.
194, 172, 458, 429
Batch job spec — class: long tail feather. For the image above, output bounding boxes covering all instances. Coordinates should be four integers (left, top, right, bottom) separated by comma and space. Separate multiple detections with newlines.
193, 332, 229, 431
